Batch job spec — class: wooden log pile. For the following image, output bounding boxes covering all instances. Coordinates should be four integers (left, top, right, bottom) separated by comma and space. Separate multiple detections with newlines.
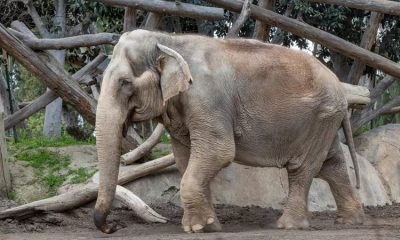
0, 0, 399, 223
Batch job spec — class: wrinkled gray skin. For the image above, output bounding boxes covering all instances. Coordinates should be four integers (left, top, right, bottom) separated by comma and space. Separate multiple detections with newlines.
94, 30, 364, 234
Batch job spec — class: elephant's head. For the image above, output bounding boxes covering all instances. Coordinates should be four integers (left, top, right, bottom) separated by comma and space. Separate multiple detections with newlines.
94, 30, 192, 233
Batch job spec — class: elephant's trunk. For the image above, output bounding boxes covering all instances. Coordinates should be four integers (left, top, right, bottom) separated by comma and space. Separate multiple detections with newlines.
94, 98, 125, 234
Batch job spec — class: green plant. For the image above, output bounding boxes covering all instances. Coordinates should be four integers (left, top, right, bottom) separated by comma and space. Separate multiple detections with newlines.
16, 149, 71, 195
160, 133, 171, 144
69, 167, 97, 184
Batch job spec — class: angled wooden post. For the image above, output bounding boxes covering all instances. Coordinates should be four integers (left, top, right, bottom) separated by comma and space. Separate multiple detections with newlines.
0, 112, 11, 198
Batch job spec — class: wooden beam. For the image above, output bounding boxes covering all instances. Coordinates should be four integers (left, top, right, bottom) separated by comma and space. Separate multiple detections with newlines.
0, 23, 97, 125
10, 30, 120, 50
306, 0, 400, 16
208, 0, 400, 79
95, 0, 225, 20
0, 112, 11, 198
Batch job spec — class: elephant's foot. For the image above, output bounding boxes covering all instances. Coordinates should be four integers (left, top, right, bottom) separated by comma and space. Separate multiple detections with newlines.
335, 208, 364, 225
182, 209, 222, 233
276, 213, 310, 229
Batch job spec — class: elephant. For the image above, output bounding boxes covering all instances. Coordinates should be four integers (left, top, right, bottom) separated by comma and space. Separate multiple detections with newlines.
94, 29, 364, 234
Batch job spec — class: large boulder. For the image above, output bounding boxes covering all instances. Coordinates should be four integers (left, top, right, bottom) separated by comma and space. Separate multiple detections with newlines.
354, 124, 400, 203
120, 143, 391, 211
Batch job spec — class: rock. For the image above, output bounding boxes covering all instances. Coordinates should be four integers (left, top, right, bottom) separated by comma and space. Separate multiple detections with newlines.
119, 143, 390, 211
355, 124, 400, 203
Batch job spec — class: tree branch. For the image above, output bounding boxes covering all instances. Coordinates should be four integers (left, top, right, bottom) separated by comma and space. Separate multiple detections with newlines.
351, 96, 400, 132
23, 0, 50, 38
369, 75, 397, 104
346, 12, 383, 84
306, 0, 400, 16
11, 32, 120, 50
208, 0, 400, 79
94, 0, 224, 20
4, 53, 107, 131
121, 124, 165, 165
226, 0, 251, 38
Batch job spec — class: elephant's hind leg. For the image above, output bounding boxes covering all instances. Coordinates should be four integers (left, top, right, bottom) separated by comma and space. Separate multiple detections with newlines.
317, 137, 364, 224
276, 164, 315, 229
180, 128, 235, 233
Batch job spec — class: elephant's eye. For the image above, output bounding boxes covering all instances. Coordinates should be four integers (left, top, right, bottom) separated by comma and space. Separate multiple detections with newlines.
119, 78, 131, 87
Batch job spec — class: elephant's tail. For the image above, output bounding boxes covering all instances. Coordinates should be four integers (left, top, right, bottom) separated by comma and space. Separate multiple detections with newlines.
342, 111, 360, 189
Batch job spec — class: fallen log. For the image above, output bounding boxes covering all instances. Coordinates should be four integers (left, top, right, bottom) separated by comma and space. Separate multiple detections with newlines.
115, 185, 168, 223
121, 124, 165, 165
95, 0, 225, 20
208, 0, 400, 80
0, 154, 175, 220
306, 0, 400, 16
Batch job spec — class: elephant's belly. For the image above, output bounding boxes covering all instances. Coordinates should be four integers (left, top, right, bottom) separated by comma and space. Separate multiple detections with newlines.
233, 140, 294, 168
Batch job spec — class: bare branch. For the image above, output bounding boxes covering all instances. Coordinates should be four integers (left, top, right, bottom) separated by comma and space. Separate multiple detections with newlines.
23, 0, 50, 38
306, 0, 400, 16
4, 53, 107, 130
226, 0, 252, 38
94, 0, 224, 20
352, 96, 400, 132
346, 12, 383, 84
370, 75, 397, 104
11, 32, 120, 50
121, 124, 165, 165
208, 0, 400, 79
382, 106, 400, 115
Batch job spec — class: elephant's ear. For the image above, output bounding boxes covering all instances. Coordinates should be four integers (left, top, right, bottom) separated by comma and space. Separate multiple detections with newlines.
156, 43, 193, 104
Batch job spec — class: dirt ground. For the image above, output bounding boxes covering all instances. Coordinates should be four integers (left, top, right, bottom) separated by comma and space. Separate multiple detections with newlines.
1, 200, 400, 240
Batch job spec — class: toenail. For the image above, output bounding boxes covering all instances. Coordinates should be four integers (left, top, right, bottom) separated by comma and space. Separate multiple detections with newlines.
192, 224, 204, 231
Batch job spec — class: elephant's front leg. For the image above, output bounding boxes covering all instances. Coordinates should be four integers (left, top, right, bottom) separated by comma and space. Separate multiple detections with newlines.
180, 130, 235, 233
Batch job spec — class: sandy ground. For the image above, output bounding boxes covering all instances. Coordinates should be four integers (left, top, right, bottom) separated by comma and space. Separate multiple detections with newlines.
1, 201, 400, 240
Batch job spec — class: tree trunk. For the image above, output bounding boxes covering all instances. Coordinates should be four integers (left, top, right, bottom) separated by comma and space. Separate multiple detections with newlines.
253, 0, 275, 41
43, 0, 66, 139
346, 12, 383, 84
0, 112, 11, 198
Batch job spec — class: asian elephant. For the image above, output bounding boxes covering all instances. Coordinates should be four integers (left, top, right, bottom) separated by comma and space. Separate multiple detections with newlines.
94, 29, 364, 234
